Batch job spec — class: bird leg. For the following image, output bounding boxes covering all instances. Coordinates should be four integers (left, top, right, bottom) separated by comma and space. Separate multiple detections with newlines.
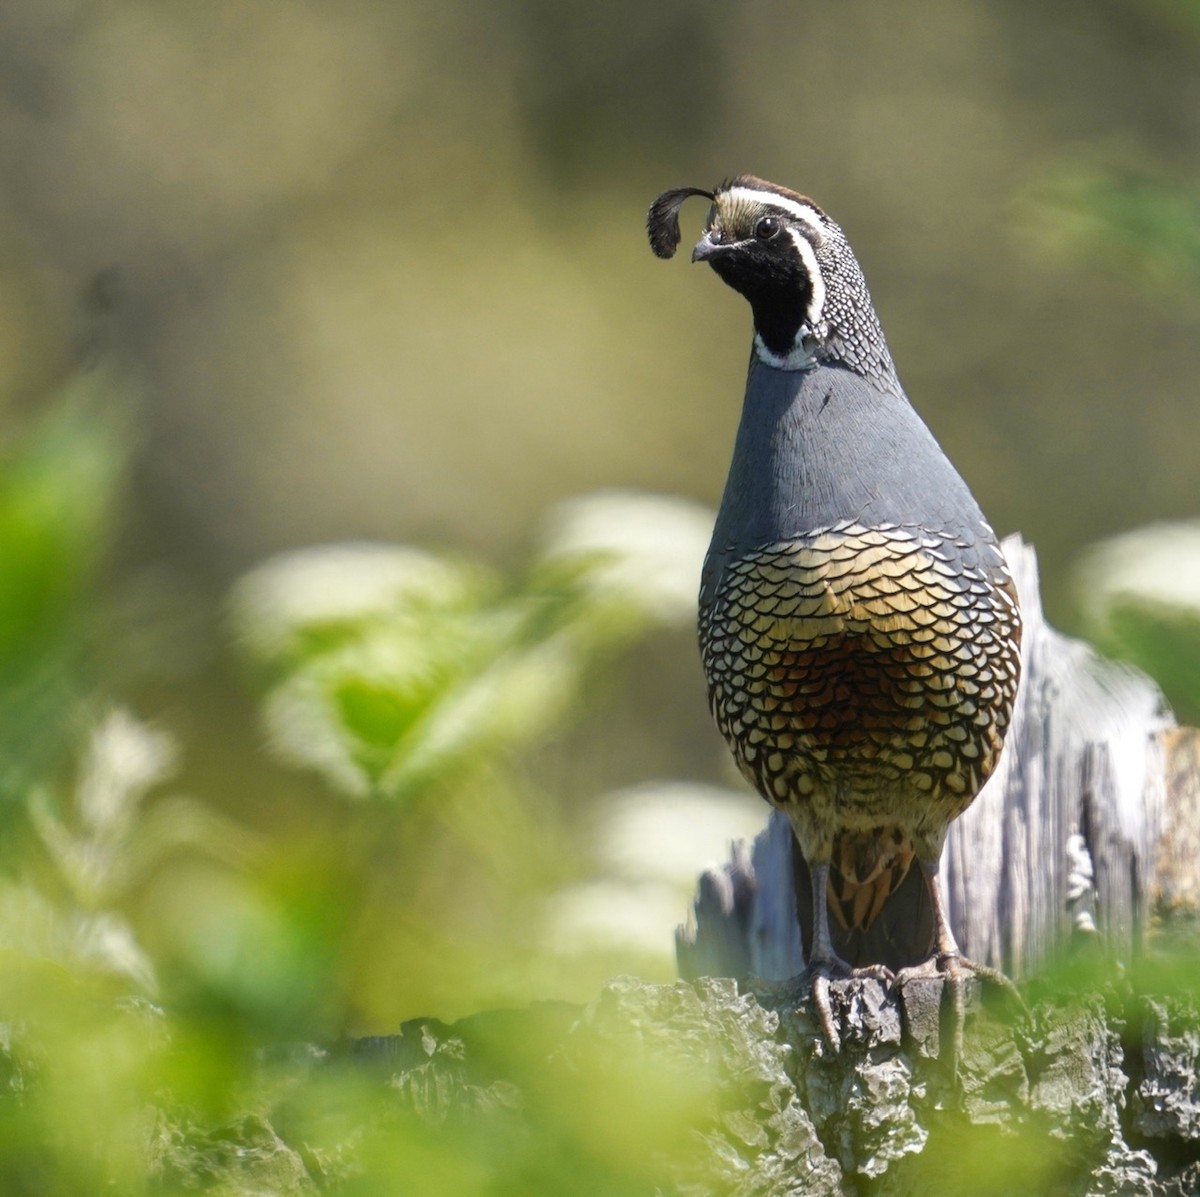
896, 857, 1025, 1074
804, 859, 893, 1053
805, 860, 849, 1051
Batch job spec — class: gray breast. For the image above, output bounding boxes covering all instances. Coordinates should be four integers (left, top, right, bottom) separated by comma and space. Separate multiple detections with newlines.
702, 358, 1005, 609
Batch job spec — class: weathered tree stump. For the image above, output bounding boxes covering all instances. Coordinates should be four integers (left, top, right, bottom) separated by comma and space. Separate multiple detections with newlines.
305, 971, 1198, 1196
663, 535, 1200, 1192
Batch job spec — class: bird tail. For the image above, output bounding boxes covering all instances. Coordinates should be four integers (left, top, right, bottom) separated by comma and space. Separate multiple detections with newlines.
793, 827, 936, 971
828, 826, 915, 932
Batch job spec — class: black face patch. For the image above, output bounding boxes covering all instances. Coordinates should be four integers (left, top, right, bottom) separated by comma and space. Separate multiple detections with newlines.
706, 235, 814, 357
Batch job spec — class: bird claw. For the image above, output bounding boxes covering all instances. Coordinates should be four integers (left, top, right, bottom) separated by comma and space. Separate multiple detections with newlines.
811, 972, 840, 1053
894, 953, 1026, 1079
895, 952, 1025, 1013
805, 961, 896, 1054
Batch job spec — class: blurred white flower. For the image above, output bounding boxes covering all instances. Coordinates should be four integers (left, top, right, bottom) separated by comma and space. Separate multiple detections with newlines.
31, 709, 251, 935
1078, 521, 1200, 623
541, 780, 766, 964
77, 708, 176, 836
591, 780, 766, 888
229, 542, 480, 661
0, 882, 157, 994
539, 490, 713, 625
261, 670, 372, 799
34, 709, 177, 904
542, 879, 692, 957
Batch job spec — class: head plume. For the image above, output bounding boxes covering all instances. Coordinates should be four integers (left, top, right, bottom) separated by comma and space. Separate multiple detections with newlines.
646, 186, 715, 259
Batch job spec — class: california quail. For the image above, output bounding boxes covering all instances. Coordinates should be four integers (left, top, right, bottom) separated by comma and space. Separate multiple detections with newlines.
648, 176, 1022, 1040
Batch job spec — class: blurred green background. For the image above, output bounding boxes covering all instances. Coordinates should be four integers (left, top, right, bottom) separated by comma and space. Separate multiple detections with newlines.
1, 0, 1199, 1190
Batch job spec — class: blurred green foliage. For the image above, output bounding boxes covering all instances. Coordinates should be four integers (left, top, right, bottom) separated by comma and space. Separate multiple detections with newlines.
227, 492, 709, 802
1075, 522, 1200, 723
1028, 165, 1200, 309
0, 374, 126, 804
1090, 599, 1200, 721
0, 390, 727, 1191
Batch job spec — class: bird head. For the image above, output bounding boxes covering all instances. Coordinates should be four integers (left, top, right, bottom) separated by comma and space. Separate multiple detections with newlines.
647, 175, 893, 380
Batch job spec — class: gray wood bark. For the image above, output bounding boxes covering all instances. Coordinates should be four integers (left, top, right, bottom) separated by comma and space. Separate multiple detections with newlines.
234, 974, 1198, 1197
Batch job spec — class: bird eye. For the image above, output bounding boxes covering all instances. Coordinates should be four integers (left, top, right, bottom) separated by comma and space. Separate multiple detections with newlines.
754, 216, 780, 240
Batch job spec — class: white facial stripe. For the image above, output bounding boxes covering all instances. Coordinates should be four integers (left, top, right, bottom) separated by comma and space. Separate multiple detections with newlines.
785, 227, 825, 325
723, 186, 823, 232
721, 184, 829, 370
721, 185, 826, 325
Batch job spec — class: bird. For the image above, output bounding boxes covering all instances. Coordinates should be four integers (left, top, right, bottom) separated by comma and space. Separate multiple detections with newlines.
647, 175, 1022, 1047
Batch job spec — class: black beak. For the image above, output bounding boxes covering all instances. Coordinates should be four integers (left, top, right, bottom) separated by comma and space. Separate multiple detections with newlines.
691, 232, 726, 263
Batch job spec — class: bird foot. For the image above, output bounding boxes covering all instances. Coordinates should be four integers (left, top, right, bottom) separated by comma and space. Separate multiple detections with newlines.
895, 951, 1026, 1011
894, 953, 1025, 1078
805, 959, 894, 1054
